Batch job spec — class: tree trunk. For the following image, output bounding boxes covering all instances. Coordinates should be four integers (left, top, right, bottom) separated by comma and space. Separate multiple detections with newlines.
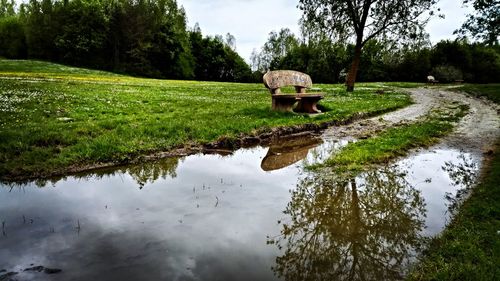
113, 39, 119, 70
345, 43, 362, 92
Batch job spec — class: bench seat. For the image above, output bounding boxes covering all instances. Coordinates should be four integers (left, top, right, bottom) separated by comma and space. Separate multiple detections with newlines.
296, 94, 324, 113
264, 70, 324, 114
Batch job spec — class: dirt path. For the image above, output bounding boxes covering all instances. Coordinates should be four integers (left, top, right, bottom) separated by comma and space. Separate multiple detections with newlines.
321, 87, 500, 156
439, 89, 499, 154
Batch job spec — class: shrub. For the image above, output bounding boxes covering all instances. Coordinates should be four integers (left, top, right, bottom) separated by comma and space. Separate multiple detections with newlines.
431, 65, 463, 83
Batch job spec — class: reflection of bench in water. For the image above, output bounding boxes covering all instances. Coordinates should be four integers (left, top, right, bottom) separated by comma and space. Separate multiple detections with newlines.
261, 136, 323, 171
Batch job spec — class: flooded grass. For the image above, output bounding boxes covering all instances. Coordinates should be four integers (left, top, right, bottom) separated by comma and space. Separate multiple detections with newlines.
0, 59, 413, 181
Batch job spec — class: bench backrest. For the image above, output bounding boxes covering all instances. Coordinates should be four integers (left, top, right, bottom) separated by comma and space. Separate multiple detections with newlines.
263, 70, 312, 95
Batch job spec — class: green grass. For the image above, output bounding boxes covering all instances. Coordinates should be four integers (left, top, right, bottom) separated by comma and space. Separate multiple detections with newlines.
453, 83, 500, 104
407, 84, 500, 281
407, 141, 500, 281
312, 104, 469, 171
0, 59, 413, 180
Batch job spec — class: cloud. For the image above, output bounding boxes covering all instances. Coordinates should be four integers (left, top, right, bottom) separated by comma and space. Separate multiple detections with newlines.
178, 0, 301, 62
427, 0, 474, 43
178, 0, 474, 62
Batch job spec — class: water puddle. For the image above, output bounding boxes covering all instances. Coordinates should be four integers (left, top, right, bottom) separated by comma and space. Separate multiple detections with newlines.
0, 136, 480, 281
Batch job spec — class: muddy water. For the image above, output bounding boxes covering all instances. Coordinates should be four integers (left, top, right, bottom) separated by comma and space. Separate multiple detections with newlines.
0, 137, 479, 281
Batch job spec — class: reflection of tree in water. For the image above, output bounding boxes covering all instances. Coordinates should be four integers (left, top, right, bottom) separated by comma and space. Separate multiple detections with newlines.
6, 157, 183, 189
442, 153, 478, 213
269, 166, 426, 281
125, 157, 181, 188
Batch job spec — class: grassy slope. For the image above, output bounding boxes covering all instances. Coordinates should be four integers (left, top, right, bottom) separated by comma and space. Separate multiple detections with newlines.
407, 84, 500, 281
0, 59, 415, 179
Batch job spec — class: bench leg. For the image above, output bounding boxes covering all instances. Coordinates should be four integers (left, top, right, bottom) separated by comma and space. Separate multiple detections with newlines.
296, 99, 321, 113
272, 97, 297, 112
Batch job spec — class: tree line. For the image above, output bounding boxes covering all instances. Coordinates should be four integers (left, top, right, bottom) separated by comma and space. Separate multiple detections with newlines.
252, 0, 499, 85
1, 0, 498, 85
0, 0, 253, 82
251, 29, 500, 84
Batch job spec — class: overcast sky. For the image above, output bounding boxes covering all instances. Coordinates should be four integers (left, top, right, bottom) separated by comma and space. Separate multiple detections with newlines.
178, 0, 474, 62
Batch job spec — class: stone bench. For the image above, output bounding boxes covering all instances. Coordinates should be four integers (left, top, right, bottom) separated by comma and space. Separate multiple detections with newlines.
263, 70, 325, 113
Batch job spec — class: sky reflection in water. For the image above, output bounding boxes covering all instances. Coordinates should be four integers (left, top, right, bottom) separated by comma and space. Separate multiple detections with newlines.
0, 137, 479, 281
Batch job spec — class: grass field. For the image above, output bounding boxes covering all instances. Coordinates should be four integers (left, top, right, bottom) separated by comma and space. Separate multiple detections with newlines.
0, 59, 415, 180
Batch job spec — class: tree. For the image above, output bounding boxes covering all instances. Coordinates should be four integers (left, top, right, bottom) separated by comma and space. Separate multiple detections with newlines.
278, 39, 349, 83
225, 32, 236, 51
251, 28, 299, 72
455, 0, 499, 45
0, 0, 15, 17
0, 16, 27, 58
53, 0, 108, 66
298, 0, 438, 91
189, 25, 252, 82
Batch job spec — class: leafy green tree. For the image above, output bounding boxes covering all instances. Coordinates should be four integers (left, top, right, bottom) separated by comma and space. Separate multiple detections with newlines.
467, 44, 500, 83
16, 0, 196, 78
251, 28, 299, 72
0, 16, 26, 58
431, 40, 472, 71
146, 0, 194, 79
298, 0, 438, 91
429, 40, 500, 83
53, 0, 108, 66
394, 47, 432, 82
354, 40, 393, 82
278, 39, 349, 83
189, 25, 251, 82
0, 0, 15, 17
456, 0, 499, 45
22, 0, 53, 59
225, 32, 236, 51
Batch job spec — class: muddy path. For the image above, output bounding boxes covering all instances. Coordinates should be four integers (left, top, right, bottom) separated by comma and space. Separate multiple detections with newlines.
322, 87, 500, 157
